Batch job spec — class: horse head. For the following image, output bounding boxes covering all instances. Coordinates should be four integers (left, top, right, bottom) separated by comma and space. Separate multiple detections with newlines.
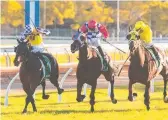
71, 32, 87, 53
126, 29, 145, 67
127, 29, 141, 53
14, 39, 30, 66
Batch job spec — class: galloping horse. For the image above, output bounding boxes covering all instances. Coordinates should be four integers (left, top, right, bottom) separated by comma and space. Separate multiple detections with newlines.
71, 33, 118, 112
13, 40, 64, 113
127, 29, 168, 110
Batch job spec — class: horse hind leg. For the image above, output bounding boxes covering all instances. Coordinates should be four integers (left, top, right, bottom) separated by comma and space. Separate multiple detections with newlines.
144, 81, 150, 110
49, 77, 64, 95
41, 81, 50, 99
160, 67, 168, 103
163, 76, 168, 103
109, 76, 117, 104
76, 81, 85, 102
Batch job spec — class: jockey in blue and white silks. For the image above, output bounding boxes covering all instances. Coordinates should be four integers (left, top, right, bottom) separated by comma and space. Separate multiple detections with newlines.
73, 20, 109, 67
19, 24, 50, 53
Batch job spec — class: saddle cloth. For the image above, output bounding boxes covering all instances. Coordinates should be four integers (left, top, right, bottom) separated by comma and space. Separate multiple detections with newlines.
39, 55, 51, 83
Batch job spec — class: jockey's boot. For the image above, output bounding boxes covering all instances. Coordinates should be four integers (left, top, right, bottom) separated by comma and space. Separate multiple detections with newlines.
151, 46, 160, 61
97, 46, 108, 71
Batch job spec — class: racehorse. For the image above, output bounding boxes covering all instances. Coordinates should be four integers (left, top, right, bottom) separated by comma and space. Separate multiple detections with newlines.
13, 40, 64, 113
71, 33, 118, 112
127, 29, 168, 110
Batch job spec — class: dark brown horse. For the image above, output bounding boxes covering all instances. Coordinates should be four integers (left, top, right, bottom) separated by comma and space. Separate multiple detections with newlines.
127, 30, 168, 110
71, 33, 118, 112
13, 40, 64, 113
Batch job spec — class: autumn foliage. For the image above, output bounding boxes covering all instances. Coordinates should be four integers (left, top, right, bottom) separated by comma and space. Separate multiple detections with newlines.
1, 1, 168, 36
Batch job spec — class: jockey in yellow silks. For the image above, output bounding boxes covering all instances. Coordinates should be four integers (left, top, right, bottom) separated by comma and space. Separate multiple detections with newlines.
130, 21, 163, 74
132, 21, 160, 60
19, 24, 50, 53
18, 24, 51, 66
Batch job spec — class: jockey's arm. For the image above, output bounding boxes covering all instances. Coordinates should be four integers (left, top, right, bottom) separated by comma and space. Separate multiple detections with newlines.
19, 32, 31, 42
35, 27, 50, 35
98, 24, 109, 40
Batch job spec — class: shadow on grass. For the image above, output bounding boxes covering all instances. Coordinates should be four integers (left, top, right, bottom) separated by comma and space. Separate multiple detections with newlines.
2, 107, 168, 115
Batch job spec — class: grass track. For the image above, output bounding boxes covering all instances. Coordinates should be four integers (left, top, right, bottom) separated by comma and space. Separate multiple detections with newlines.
1, 82, 168, 120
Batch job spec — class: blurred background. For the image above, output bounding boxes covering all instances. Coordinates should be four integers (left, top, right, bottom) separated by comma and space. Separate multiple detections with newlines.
1, 0, 168, 42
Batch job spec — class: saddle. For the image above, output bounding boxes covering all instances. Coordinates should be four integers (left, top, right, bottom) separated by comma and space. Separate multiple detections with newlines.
87, 46, 110, 71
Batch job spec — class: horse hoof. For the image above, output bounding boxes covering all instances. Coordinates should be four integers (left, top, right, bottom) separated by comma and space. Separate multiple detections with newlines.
133, 93, 138, 97
76, 95, 86, 102
112, 99, 117, 104
164, 97, 168, 103
22, 109, 27, 114
42, 95, 50, 99
81, 95, 86, 100
91, 106, 94, 112
33, 109, 37, 112
128, 96, 133, 102
58, 89, 64, 94
146, 106, 150, 111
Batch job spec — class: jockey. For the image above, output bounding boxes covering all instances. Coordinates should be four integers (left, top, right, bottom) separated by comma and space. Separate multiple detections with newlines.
19, 24, 50, 52
76, 20, 109, 67
18, 24, 51, 65
133, 21, 160, 60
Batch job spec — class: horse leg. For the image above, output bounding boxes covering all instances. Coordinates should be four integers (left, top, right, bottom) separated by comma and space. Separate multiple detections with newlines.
30, 95, 37, 112
160, 67, 168, 103
50, 77, 64, 95
90, 84, 96, 112
163, 77, 168, 103
22, 96, 31, 113
144, 81, 150, 110
22, 86, 37, 113
128, 80, 133, 101
110, 76, 117, 104
76, 81, 85, 102
41, 81, 50, 99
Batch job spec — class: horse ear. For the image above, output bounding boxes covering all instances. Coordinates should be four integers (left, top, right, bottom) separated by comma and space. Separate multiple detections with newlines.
129, 26, 132, 32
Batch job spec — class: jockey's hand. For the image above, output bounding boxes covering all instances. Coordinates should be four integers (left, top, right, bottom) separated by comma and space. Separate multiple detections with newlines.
45, 31, 50, 35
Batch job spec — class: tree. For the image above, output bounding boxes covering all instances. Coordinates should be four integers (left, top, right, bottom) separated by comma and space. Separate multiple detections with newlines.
1, 1, 24, 27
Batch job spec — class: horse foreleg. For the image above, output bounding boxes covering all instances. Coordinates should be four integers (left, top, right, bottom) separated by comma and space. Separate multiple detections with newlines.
30, 95, 37, 112
144, 81, 150, 110
22, 96, 31, 114
22, 90, 37, 113
41, 81, 50, 99
110, 76, 117, 104
76, 81, 85, 102
90, 84, 96, 112
128, 80, 133, 101
163, 78, 168, 103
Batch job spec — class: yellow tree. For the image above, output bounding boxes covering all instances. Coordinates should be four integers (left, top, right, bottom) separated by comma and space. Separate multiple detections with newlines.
1, 1, 24, 27
44, 1, 75, 25
71, 1, 114, 30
